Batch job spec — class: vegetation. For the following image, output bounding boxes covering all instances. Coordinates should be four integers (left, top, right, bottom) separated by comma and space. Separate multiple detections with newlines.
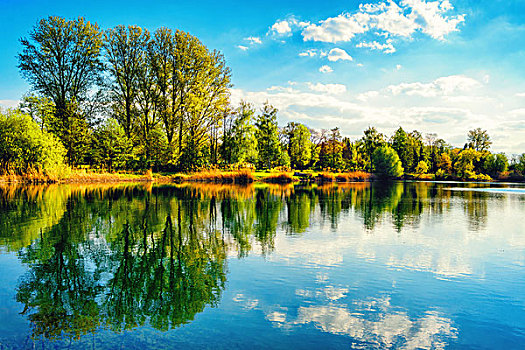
3, 15, 524, 183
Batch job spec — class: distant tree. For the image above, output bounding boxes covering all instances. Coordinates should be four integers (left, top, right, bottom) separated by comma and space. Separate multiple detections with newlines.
362, 127, 385, 171
319, 128, 344, 170
372, 146, 404, 178
255, 103, 282, 169
91, 119, 132, 171
415, 160, 429, 174
285, 122, 312, 170
467, 128, 492, 152
221, 101, 258, 165
437, 153, 453, 174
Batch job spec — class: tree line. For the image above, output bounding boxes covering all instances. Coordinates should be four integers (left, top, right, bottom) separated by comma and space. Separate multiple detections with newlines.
1, 16, 524, 180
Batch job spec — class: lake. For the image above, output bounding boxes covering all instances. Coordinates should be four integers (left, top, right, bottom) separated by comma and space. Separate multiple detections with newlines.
0, 181, 524, 349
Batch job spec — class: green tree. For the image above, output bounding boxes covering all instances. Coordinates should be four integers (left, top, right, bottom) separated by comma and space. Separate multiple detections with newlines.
362, 127, 385, 171
0, 109, 67, 178
18, 16, 103, 165
91, 119, 132, 171
372, 146, 404, 178
467, 128, 492, 152
415, 160, 429, 174
255, 103, 282, 169
285, 122, 312, 170
105, 25, 151, 139
221, 101, 258, 165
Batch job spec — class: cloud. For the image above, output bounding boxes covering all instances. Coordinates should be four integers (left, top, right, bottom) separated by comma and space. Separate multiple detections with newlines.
319, 65, 333, 73
270, 20, 292, 35
0, 100, 20, 109
356, 39, 396, 53
290, 0, 464, 53
299, 49, 318, 57
237, 45, 249, 51
387, 75, 482, 97
308, 82, 346, 94
302, 12, 370, 43
327, 48, 353, 62
244, 36, 262, 44
402, 0, 466, 40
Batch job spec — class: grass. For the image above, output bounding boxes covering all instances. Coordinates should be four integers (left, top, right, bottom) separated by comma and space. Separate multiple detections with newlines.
261, 172, 294, 183
186, 169, 255, 184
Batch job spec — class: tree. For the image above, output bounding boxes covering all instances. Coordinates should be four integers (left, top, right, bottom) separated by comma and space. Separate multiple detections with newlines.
18, 16, 104, 165
415, 160, 429, 174
372, 146, 404, 178
0, 109, 67, 177
19, 94, 55, 131
105, 25, 151, 139
437, 153, 453, 174
467, 128, 492, 152
176, 30, 231, 170
285, 122, 312, 169
362, 127, 385, 171
91, 119, 132, 171
255, 103, 282, 169
221, 101, 258, 165
319, 128, 344, 170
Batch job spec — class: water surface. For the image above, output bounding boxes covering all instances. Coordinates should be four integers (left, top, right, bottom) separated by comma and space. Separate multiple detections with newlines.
0, 181, 524, 349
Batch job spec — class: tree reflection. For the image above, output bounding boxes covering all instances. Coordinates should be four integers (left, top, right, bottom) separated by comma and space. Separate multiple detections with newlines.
14, 185, 228, 340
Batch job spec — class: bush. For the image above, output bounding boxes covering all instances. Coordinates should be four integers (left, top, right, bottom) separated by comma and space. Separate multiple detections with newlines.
0, 109, 68, 179
372, 146, 404, 178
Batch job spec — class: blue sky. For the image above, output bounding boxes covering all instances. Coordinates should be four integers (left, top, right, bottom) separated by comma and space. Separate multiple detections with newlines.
1, 0, 525, 153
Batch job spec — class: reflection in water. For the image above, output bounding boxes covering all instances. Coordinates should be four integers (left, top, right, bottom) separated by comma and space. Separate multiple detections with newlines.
0, 181, 522, 347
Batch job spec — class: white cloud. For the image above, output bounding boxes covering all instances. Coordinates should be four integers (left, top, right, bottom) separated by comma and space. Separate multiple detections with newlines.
244, 36, 262, 44
286, 0, 465, 52
302, 12, 370, 43
237, 45, 249, 51
368, 1, 419, 37
401, 0, 466, 40
307, 82, 347, 94
0, 100, 20, 109
299, 49, 318, 57
270, 20, 292, 35
327, 48, 353, 62
356, 39, 396, 53
319, 65, 334, 73
387, 75, 482, 97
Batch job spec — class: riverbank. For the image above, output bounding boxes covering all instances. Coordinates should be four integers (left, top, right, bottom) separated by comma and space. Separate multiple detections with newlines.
2, 169, 524, 185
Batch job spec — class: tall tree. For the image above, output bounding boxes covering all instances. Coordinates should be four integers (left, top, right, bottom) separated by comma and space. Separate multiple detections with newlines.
467, 128, 492, 152
255, 103, 282, 169
285, 122, 312, 170
104, 25, 151, 139
18, 16, 103, 165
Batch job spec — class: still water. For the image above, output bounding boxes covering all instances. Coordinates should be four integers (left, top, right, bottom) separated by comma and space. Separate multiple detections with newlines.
0, 181, 524, 349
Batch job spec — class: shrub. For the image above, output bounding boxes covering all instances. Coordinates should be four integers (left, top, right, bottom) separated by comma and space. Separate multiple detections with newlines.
0, 109, 68, 179
372, 146, 404, 178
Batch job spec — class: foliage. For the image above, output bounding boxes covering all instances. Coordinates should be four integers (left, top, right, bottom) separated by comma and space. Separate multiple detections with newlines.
285, 122, 312, 170
467, 128, 492, 152
415, 160, 429, 174
91, 119, 132, 171
372, 146, 404, 178
18, 16, 103, 165
255, 103, 283, 169
0, 110, 68, 178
